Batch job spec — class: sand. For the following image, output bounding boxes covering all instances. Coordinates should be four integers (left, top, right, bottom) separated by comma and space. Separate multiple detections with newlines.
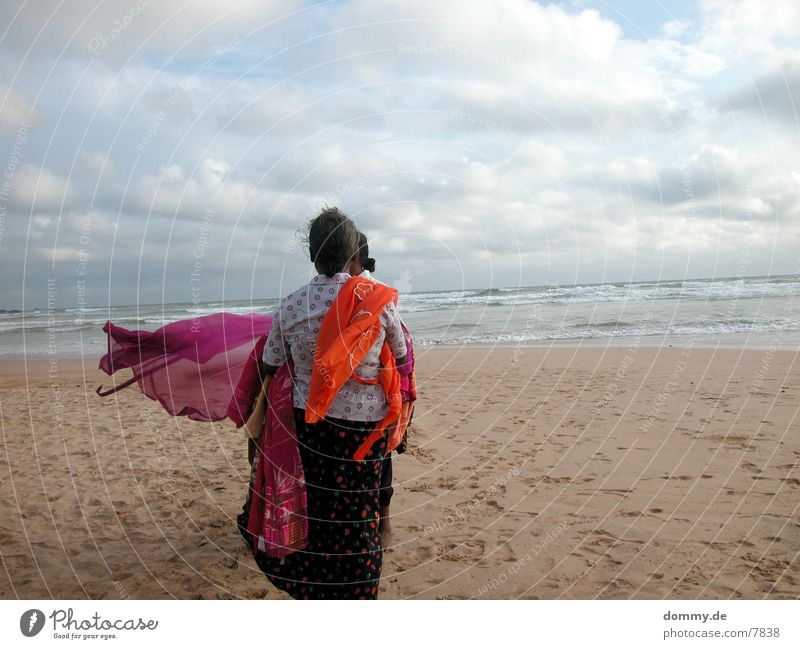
1, 344, 798, 599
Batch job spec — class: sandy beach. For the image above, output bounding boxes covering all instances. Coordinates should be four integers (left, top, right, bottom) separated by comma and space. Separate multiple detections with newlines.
1, 344, 798, 599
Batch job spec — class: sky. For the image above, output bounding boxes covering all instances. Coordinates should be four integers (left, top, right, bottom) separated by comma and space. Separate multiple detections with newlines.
0, 0, 798, 309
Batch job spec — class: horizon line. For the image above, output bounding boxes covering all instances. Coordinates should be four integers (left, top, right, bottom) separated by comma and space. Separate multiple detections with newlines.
5, 271, 798, 312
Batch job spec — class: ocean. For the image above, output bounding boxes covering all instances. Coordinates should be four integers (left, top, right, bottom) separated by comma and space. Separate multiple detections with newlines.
3, 274, 799, 360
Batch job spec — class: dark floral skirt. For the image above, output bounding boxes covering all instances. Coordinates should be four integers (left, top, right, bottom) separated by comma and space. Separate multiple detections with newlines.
242, 408, 386, 599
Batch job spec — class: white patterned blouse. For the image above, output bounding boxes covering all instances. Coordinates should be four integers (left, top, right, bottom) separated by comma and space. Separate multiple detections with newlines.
262, 272, 407, 422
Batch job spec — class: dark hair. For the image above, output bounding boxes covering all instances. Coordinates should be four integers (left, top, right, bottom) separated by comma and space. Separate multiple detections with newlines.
306, 206, 359, 277
356, 232, 376, 273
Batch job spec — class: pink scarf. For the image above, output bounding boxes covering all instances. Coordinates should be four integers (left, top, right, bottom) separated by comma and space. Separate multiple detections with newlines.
97, 312, 308, 557
247, 362, 308, 557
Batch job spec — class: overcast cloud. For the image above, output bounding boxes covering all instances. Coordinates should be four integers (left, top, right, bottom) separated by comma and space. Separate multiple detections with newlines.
1, 0, 798, 308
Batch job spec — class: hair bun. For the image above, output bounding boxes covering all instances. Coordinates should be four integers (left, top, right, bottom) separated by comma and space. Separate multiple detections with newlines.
364, 258, 376, 273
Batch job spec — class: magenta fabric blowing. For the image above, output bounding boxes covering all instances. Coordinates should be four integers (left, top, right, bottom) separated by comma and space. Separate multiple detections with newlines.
97, 312, 272, 423
97, 311, 308, 557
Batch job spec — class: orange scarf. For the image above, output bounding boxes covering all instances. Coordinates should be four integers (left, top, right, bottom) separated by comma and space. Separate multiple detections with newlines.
306, 276, 402, 461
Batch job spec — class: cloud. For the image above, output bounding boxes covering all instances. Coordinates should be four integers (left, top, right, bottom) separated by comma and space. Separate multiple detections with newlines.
0, 85, 34, 133
128, 158, 298, 225
590, 145, 748, 207
7, 164, 74, 212
313, 0, 684, 136
77, 150, 115, 180
696, 0, 800, 61
1, 0, 799, 307
0, 0, 305, 63
723, 58, 800, 127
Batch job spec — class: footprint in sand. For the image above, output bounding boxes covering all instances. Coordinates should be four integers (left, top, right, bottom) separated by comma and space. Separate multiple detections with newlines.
414, 544, 435, 561
439, 538, 485, 562
618, 510, 642, 518
407, 446, 435, 462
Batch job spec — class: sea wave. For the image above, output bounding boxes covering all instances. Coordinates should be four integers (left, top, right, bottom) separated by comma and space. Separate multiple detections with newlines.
398, 277, 800, 311
0, 309, 273, 334
2, 275, 797, 355
418, 318, 800, 346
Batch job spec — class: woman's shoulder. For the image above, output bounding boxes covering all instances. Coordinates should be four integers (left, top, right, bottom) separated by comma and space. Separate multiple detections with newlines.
276, 274, 351, 309
274, 281, 312, 312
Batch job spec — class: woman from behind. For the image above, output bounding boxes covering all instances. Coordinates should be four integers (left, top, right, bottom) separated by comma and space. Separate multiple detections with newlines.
250, 207, 407, 599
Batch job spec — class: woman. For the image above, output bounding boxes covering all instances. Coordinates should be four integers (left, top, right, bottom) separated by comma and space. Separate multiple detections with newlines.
348, 233, 416, 546
252, 207, 407, 599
